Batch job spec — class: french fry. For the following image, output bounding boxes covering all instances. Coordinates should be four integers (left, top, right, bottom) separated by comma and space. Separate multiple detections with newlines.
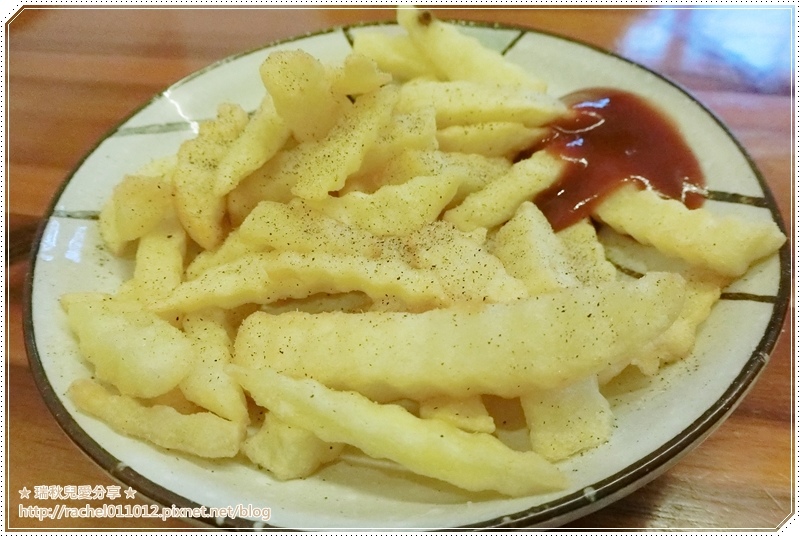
233, 273, 687, 402
352, 31, 440, 82
353, 32, 440, 82
397, 6, 547, 91
437, 122, 548, 159
594, 184, 786, 278
348, 149, 512, 205
187, 200, 386, 278
437, 152, 513, 208
155, 250, 450, 316
521, 375, 613, 462
180, 309, 249, 424
299, 174, 459, 237
443, 150, 564, 232
347, 105, 439, 189
597, 225, 725, 375
226, 143, 311, 227
97, 196, 130, 257
173, 103, 249, 250
62, 294, 194, 399
556, 219, 618, 286
260, 49, 351, 142
230, 365, 567, 496
329, 52, 392, 97
489, 201, 580, 295
68, 378, 245, 459
107, 173, 173, 244
635, 273, 721, 375
98, 165, 174, 256
116, 212, 187, 307
398, 79, 566, 128
290, 85, 400, 201
214, 94, 291, 196
243, 413, 344, 480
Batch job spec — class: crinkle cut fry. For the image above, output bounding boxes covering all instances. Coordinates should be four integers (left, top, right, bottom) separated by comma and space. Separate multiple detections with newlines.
230, 365, 567, 497
594, 184, 786, 278
155, 250, 450, 316
233, 272, 687, 402
68, 379, 245, 459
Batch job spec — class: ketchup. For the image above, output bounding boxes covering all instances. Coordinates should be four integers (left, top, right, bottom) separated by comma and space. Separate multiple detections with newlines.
529, 88, 706, 232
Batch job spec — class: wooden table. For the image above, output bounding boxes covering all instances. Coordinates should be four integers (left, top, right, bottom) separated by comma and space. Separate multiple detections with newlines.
6, 6, 793, 530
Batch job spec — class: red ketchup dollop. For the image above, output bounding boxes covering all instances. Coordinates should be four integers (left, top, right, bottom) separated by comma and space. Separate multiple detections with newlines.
529, 88, 706, 232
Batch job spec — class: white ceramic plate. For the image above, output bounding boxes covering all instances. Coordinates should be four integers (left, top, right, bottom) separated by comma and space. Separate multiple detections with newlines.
25, 21, 789, 530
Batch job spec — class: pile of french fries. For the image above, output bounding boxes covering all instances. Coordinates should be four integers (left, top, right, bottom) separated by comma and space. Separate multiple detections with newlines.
62, 7, 785, 499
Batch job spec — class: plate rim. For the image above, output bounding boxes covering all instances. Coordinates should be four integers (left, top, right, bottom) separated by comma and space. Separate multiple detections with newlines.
22, 17, 792, 531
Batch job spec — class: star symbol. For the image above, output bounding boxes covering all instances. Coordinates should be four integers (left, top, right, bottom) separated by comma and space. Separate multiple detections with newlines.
123, 486, 136, 499
19, 487, 31, 499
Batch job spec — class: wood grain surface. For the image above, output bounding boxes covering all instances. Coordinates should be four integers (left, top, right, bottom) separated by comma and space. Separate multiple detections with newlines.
5, 6, 794, 531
